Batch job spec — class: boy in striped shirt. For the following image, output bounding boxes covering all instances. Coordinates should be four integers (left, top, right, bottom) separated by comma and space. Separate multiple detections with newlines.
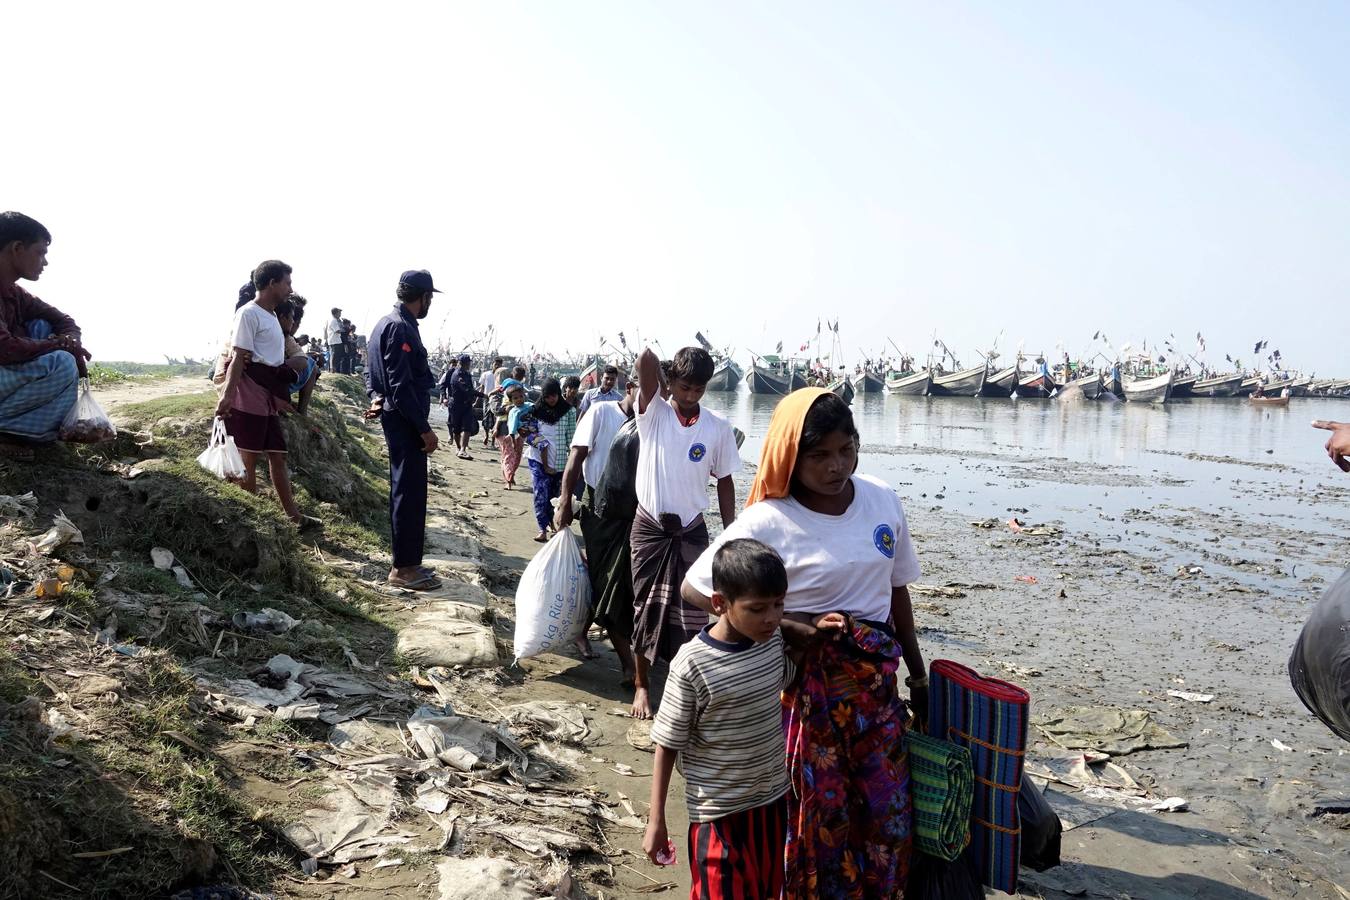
644, 539, 843, 899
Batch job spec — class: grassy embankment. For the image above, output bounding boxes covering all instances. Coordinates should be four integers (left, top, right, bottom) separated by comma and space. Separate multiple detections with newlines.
0, 376, 397, 897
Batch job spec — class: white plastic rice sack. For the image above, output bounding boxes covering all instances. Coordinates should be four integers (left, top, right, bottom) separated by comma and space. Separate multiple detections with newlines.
513, 529, 590, 662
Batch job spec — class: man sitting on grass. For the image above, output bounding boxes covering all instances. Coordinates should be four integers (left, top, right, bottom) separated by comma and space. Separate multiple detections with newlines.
0, 212, 91, 459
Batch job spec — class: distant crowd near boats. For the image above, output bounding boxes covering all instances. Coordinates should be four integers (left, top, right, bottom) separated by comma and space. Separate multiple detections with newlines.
502, 330, 1341, 408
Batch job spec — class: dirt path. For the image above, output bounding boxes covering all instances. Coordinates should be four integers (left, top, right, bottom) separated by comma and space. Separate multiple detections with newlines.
83, 377, 1346, 898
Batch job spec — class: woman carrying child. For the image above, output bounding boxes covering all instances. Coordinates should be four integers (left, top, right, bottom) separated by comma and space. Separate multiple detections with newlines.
682, 388, 928, 899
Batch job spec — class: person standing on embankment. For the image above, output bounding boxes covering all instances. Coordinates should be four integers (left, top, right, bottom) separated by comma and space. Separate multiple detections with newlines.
364, 269, 441, 592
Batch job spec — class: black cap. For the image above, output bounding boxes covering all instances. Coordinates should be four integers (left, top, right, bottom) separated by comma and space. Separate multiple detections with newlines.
399, 269, 441, 294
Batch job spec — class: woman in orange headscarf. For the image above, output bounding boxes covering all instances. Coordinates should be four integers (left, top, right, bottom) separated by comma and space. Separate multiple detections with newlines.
682, 388, 928, 899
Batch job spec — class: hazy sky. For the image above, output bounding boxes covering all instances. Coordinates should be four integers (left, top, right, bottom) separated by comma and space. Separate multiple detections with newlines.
8, 2, 1348, 372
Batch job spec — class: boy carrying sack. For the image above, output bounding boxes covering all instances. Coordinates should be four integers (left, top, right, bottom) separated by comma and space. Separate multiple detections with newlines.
644, 539, 843, 898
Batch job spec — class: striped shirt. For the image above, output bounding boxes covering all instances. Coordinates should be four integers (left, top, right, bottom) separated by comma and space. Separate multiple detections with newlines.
650, 628, 795, 822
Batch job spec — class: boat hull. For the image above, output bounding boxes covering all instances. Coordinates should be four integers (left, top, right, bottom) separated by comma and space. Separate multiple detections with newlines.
1122, 371, 1175, 403
706, 358, 743, 392
1171, 375, 1198, 398
1191, 373, 1244, 397
1062, 373, 1103, 399
981, 365, 1020, 398
929, 364, 988, 397
1250, 396, 1290, 408
852, 371, 886, 393
885, 371, 931, 396
828, 378, 856, 404
747, 365, 802, 395
1017, 373, 1057, 398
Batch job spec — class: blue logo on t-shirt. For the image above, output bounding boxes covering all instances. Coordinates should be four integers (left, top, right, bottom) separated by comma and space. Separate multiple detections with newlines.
688, 443, 707, 463
873, 524, 896, 558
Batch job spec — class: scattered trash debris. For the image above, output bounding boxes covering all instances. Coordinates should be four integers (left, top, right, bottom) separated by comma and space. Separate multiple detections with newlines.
231, 608, 300, 635
503, 701, 592, 744
33, 512, 82, 554
1015, 575, 1039, 585
1271, 738, 1295, 753
1151, 797, 1189, 812
407, 704, 529, 776
150, 547, 175, 571
626, 719, 656, 753
1167, 689, 1215, 703
0, 491, 37, 519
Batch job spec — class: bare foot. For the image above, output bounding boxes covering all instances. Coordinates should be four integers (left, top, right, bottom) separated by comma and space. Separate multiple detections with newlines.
533, 531, 548, 543
631, 686, 652, 719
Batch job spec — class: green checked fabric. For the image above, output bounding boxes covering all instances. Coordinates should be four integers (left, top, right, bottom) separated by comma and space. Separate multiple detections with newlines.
905, 731, 974, 861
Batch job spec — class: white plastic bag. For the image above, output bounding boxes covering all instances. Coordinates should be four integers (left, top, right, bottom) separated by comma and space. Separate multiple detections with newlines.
59, 378, 117, 443
513, 529, 590, 662
196, 416, 246, 480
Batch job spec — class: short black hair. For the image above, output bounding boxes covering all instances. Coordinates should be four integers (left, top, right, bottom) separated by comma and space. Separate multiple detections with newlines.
670, 347, 715, 385
396, 283, 427, 303
0, 212, 51, 250
799, 393, 859, 456
275, 299, 297, 320
253, 260, 292, 290
512, 365, 527, 379
540, 377, 562, 399
562, 375, 581, 391
493, 357, 504, 367
330, 306, 341, 317
712, 539, 788, 602
236, 282, 257, 310
603, 365, 619, 377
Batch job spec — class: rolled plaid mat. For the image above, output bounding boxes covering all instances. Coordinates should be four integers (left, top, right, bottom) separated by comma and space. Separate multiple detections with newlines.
927, 659, 1031, 895
904, 731, 973, 861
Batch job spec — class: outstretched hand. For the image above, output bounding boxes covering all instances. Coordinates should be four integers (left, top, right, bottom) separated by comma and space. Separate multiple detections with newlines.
1312, 420, 1350, 472
812, 612, 848, 634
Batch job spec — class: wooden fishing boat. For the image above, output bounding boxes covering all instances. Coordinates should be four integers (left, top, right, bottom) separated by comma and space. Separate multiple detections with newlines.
1061, 372, 1104, 399
828, 377, 855, 404
1237, 376, 1262, 397
885, 369, 931, 396
981, 362, 1021, 398
1016, 371, 1057, 399
705, 357, 743, 392
747, 361, 806, 395
1121, 369, 1175, 403
1191, 372, 1245, 397
851, 369, 886, 394
1250, 394, 1290, 407
1170, 374, 1198, 398
929, 363, 989, 398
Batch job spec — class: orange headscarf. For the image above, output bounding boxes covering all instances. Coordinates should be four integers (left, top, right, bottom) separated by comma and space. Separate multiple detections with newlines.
745, 387, 831, 508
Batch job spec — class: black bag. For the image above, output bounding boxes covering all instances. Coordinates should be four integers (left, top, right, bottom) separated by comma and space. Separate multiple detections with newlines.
906, 843, 983, 900
1018, 773, 1062, 872
593, 418, 639, 522
1289, 568, 1350, 742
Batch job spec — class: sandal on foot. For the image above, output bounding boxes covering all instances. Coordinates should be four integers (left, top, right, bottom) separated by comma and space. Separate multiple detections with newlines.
387, 573, 442, 592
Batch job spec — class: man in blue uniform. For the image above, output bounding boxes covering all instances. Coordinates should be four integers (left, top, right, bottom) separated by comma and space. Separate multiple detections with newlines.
364, 270, 442, 591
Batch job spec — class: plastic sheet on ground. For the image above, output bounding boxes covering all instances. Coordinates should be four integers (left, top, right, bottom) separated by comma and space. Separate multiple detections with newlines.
33, 512, 82, 553
231, 608, 300, 635
281, 773, 409, 864
1032, 705, 1188, 756
406, 704, 529, 776
196, 654, 401, 724
396, 602, 499, 669
485, 822, 588, 857
0, 492, 37, 519
502, 700, 592, 744
437, 857, 537, 900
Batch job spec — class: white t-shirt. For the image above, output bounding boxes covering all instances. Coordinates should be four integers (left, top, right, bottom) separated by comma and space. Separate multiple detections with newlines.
326, 316, 345, 346
635, 396, 741, 527
685, 475, 921, 623
229, 301, 286, 367
572, 400, 629, 489
479, 371, 497, 395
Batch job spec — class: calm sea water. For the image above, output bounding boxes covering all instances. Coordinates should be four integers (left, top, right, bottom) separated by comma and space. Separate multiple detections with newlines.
700, 391, 1350, 582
